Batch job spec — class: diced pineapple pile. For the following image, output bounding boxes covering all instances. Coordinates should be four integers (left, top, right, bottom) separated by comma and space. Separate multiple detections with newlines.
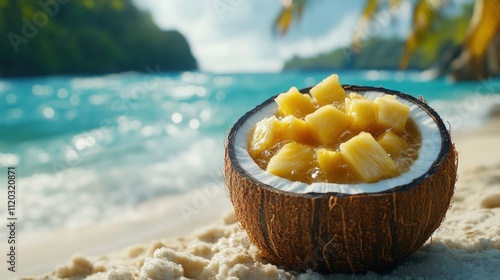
248, 74, 420, 184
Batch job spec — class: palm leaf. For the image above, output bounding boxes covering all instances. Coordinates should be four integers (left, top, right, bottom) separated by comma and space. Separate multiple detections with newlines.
273, 0, 308, 35
399, 0, 446, 68
463, 0, 500, 61
295, 0, 307, 18
353, 0, 379, 51
388, 0, 402, 11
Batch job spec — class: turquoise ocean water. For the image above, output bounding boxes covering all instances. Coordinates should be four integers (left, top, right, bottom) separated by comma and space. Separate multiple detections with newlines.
1, 70, 500, 232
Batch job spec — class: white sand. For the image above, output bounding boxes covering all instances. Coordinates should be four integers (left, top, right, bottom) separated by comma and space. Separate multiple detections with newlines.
9, 119, 500, 280
6, 187, 232, 279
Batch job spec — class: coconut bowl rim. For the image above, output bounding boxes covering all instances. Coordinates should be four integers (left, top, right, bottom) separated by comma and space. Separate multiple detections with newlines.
226, 85, 452, 198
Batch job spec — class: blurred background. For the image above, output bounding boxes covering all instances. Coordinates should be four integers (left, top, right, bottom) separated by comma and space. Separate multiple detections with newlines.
1, 0, 500, 236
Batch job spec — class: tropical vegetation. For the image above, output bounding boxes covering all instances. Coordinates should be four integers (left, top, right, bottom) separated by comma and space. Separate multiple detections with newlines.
275, 0, 500, 80
283, 2, 471, 71
0, 0, 197, 77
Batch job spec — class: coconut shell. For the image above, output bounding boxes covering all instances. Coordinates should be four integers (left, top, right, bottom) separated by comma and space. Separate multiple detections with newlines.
224, 85, 458, 273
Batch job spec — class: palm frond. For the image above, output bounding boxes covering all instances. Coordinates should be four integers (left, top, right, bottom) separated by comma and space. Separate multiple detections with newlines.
295, 0, 307, 18
388, 0, 402, 11
400, 0, 446, 68
353, 0, 379, 51
463, 0, 500, 61
273, 0, 308, 35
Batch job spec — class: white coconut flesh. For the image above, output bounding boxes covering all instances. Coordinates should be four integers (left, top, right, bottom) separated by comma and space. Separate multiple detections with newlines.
234, 90, 443, 195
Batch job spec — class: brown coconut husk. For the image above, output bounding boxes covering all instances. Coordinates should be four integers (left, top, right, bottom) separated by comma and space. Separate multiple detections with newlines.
224, 85, 458, 273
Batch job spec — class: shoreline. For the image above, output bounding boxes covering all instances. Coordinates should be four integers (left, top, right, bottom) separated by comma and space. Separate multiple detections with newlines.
9, 116, 500, 279
452, 117, 500, 169
9, 186, 232, 278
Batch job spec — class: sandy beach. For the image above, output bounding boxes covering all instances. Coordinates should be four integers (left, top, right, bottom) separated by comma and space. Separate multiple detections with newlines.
8, 116, 500, 279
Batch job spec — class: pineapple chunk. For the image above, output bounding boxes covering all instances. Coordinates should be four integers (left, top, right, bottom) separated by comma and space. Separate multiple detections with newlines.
275, 87, 316, 118
280, 115, 314, 145
267, 142, 314, 181
346, 98, 377, 131
348, 92, 364, 99
340, 132, 398, 182
310, 74, 346, 106
375, 95, 410, 132
316, 148, 343, 176
305, 105, 353, 145
248, 116, 283, 159
377, 131, 410, 157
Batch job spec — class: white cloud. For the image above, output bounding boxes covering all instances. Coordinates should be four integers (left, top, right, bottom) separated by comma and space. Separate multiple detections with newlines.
133, 1, 472, 72
134, 0, 370, 72
277, 14, 359, 58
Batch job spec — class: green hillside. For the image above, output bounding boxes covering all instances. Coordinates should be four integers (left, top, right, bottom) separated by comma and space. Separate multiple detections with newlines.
283, 3, 471, 72
0, 0, 197, 77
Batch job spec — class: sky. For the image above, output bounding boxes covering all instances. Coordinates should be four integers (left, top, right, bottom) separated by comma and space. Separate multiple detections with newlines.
133, 0, 414, 73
